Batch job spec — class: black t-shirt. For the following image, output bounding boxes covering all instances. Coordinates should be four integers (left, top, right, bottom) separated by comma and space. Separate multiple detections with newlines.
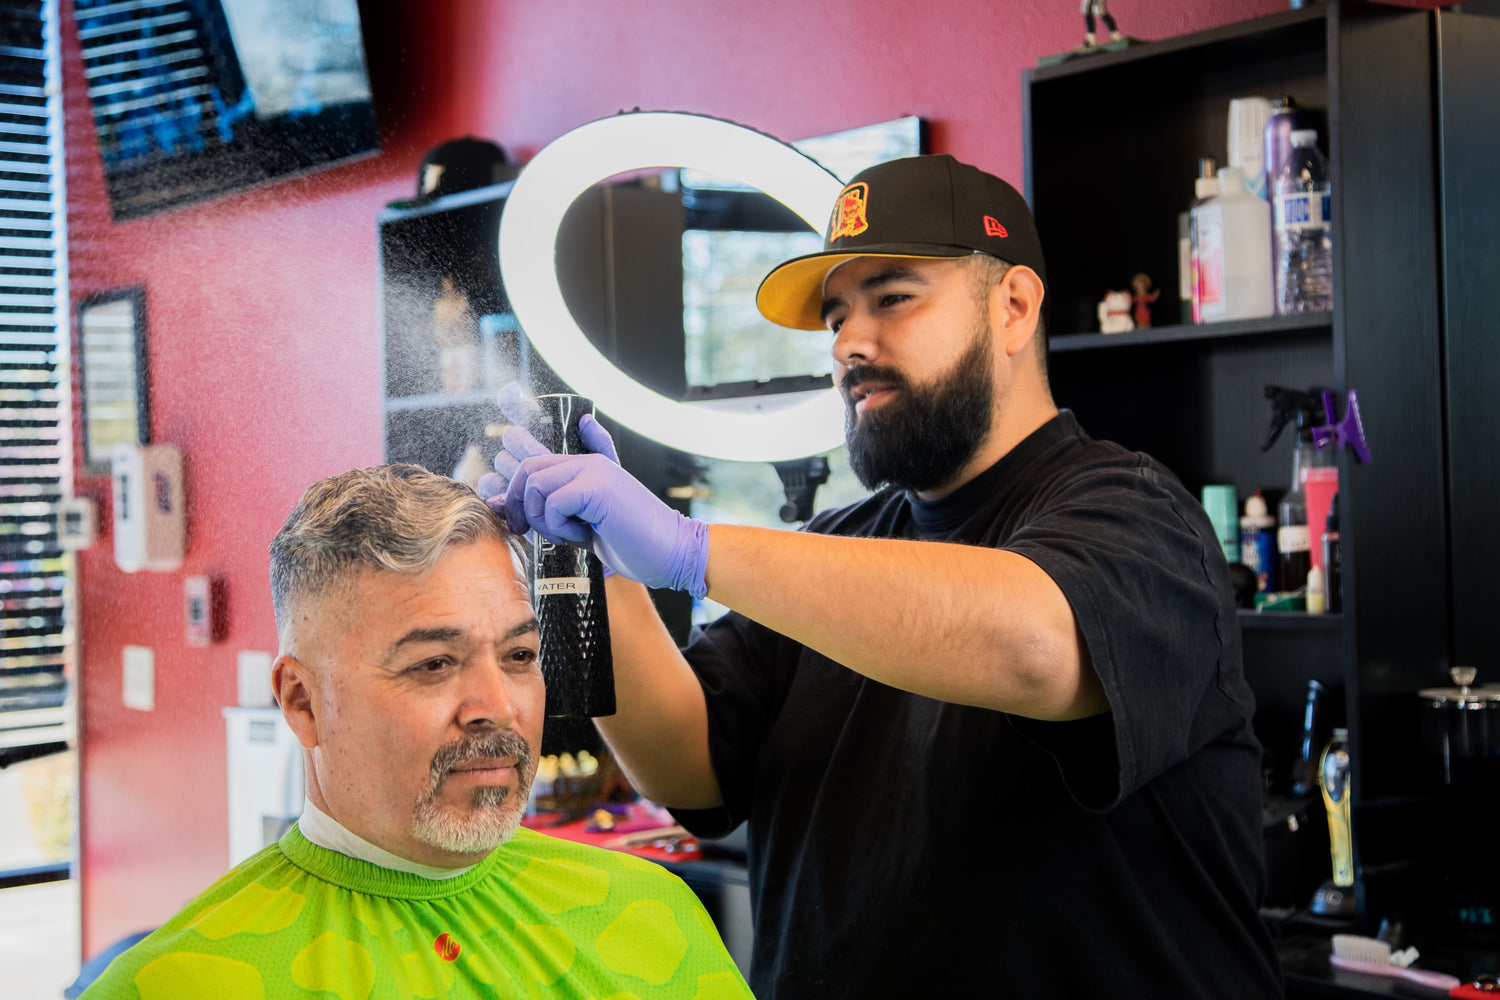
675, 411, 1283, 999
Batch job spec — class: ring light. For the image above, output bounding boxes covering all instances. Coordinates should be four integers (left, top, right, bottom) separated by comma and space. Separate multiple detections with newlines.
498, 112, 846, 462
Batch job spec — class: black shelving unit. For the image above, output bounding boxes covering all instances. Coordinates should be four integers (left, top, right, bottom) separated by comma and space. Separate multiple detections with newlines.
1025, 1, 1492, 969
1049, 312, 1331, 353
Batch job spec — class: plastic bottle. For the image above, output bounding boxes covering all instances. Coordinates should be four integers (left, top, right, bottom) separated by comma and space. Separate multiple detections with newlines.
1177, 210, 1193, 324
1189, 156, 1219, 323
1273, 129, 1334, 314
528, 394, 616, 718
1227, 97, 1273, 200
1262, 96, 1317, 211
1306, 565, 1326, 614
1265, 99, 1317, 315
1200, 484, 1239, 563
1322, 493, 1342, 613
1290, 678, 1325, 797
1196, 167, 1273, 321
1277, 416, 1318, 593
1318, 728, 1354, 889
1239, 491, 1278, 594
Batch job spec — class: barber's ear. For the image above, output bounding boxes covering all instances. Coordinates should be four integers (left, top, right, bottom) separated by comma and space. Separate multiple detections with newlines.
273, 655, 319, 749
994, 265, 1045, 358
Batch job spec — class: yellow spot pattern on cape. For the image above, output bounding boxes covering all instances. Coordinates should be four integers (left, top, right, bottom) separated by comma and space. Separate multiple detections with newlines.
513, 857, 612, 915
693, 972, 750, 1000
188, 883, 304, 940
596, 900, 687, 985
134, 952, 263, 999
290, 932, 375, 1000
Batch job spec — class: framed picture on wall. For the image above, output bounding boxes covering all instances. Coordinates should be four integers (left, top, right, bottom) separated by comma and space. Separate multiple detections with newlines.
77, 288, 150, 473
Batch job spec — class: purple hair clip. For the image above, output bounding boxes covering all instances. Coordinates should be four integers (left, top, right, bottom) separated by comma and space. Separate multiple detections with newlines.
1312, 389, 1372, 464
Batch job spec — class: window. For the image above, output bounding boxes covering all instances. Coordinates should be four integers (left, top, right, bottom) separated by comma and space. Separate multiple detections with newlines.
0, 0, 75, 879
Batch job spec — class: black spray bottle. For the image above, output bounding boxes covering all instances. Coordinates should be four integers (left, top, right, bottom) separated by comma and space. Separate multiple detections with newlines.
1261, 386, 1329, 594
527, 394, 615, 718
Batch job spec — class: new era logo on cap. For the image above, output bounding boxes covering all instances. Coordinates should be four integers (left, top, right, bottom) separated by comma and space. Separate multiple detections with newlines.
757, 154, 1047, 330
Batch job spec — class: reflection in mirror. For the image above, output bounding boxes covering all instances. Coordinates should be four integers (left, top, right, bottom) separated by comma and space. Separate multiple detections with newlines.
678, 116, 924, 391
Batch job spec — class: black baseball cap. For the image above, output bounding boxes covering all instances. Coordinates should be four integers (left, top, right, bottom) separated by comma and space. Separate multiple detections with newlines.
416, 136, 515, 199
756, 154, 1047, 330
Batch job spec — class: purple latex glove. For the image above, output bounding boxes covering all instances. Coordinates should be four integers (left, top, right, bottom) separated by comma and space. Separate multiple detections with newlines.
484, 383, 709, 598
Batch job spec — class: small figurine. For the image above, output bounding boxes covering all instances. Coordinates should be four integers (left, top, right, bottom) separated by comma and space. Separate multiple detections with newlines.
1082, 0, 1122, 47
1130, 273, 1160, 329
1097, 289, 1134, 334
1037, 0, 1136, 66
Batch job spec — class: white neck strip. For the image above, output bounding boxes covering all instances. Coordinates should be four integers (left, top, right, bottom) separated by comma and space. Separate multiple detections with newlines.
298, 799, 477, 880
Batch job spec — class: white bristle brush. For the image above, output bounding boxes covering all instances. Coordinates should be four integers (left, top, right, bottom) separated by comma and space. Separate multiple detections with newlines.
1329, 934, 1461, 991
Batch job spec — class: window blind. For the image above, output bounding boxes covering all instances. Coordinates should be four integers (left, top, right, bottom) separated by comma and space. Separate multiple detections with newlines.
0, 0, 72, 758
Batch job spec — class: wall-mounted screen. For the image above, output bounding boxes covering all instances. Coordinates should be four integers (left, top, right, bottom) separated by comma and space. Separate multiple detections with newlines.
73, 0, 379, 220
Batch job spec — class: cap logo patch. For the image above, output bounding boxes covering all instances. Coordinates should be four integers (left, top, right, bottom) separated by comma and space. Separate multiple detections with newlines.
829, 182, 870, 239
983, 215, 1008, 238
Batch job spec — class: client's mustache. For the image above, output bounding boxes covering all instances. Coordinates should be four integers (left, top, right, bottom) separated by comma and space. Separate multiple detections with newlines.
428, 729, 533, 786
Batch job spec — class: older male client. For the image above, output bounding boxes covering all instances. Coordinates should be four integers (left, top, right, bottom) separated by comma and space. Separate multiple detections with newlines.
81, 465, 751, 1000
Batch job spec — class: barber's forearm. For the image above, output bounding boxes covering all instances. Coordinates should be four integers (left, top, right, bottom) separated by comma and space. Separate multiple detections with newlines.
704, 523, 1105, 720
593, 576, 724, 809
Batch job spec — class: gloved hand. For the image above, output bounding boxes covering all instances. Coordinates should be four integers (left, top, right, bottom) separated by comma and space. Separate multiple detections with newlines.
479, 384, 709, 598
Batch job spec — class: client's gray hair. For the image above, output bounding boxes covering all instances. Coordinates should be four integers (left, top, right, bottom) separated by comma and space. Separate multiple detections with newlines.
269, 464, 524, 635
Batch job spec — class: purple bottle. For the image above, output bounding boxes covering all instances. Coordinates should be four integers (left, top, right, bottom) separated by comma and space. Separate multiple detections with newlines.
1264, 96, 1317, 314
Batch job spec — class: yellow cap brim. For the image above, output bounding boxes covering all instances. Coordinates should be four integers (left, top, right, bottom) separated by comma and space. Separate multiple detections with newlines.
756, 250, 971, 331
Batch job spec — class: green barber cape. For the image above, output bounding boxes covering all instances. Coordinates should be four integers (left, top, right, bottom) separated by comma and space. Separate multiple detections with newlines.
81, 824, 752, 1000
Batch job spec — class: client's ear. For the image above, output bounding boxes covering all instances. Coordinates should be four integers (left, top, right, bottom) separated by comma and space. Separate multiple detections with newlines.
273, 655, 319, 749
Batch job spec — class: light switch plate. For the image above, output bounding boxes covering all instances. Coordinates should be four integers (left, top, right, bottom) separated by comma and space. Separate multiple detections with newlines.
237, 650, 274, 707
123, 645, 154, 711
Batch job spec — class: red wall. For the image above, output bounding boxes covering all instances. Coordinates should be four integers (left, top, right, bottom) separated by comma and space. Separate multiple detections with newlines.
65, 0, 1440, 958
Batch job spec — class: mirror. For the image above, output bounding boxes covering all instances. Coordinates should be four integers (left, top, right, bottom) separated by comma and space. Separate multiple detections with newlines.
553, 116, 923, 399
76, 289, 150, 473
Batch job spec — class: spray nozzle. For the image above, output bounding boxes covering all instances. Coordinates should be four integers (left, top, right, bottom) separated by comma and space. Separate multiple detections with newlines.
1261, 385, 1329, 452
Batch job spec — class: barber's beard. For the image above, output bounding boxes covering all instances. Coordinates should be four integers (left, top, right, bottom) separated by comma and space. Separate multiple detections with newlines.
843, 320, 997, 493
411, 729, 535, 856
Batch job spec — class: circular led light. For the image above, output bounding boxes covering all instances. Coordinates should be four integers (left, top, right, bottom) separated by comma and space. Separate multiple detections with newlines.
499, 112, 846, 462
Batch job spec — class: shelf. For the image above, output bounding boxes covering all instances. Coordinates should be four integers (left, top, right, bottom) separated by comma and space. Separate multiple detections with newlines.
1050, 312, 1332, 353
1028, 3, 1326, 84
377, 179, 516, 223
1237, 610, 1343, 632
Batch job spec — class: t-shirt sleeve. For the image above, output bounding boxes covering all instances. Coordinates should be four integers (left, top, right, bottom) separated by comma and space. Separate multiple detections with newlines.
671, 610, 798, 838
1002, 456, 1247, 811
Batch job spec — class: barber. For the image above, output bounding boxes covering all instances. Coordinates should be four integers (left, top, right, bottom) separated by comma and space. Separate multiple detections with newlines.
487, 154, 1283, 998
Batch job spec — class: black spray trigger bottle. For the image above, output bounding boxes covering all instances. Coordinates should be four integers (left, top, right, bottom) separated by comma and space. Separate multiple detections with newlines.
1261, 386, 1329, 594
527, 394, 615, 718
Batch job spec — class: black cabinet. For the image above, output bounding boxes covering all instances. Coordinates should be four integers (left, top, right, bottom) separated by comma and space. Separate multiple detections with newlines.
1025, 0, 1494, 959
